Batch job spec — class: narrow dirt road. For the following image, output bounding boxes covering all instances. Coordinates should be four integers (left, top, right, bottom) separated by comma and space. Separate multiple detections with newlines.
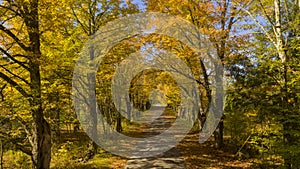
125, 106, 186, 169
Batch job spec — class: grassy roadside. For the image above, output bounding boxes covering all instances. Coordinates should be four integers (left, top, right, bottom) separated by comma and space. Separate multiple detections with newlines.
177, 132, 255, 169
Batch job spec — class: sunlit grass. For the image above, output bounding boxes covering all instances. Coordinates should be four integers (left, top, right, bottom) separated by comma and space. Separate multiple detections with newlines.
2, 150, 31, 169
51, 152, 126, 169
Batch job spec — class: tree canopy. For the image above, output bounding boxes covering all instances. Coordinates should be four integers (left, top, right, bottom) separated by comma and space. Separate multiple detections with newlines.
0, 0, 299, 168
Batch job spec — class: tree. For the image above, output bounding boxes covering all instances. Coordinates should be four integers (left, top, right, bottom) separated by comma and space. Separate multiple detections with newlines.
0, 0, 52, 168
0, 0, 139, 166
146, 0, 250, 148
69, 0, 139, 156
226, 0, 300, 167
239, 0, 299, 168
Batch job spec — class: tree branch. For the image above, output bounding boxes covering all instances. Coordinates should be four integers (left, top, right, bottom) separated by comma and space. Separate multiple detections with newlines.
0, 64, 30, 85
235, 2, 277, 48
0, 47, 30, 71
0, 25, 30, 51
0, 71, 29, 97
0, 4, 21, 17
71, 6, 89, 35
258, 0, 275, 29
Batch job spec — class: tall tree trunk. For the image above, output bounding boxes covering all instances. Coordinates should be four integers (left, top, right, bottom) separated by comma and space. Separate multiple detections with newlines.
273, 1, 293, 168
0, 139, 3, 169
213, 61, 225, 149
210, 0, 234, 149
86, 46, 98, 157
25, 0, 52, 168
29, 27, 52, 169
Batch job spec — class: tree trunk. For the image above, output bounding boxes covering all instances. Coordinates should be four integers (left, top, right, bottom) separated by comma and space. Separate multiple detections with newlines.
273, 1, 294, 168
214, 119, 224, 149
213, 59, 225, 149
116, 112, 122, 132
85, 46, 98, 158
0, 139, 3, 169
31, 118, 51, 169
25, 1, 52, 168
29, 61, 52, 169
29, 62, 52, 169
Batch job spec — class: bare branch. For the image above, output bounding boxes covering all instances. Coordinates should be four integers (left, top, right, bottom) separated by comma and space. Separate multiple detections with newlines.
0, 71, 29, 97
0, 4, 21, 16
0, 13, 18, 25
0, 24, 30, 51
0, 64, 30, 85
0, 47, 30, 70
234, 2, 277, 48
71, 6, 89, 35
258, 0, 275, 28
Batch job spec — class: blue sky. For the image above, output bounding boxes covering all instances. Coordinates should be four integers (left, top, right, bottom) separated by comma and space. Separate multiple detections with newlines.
132, 0, 146, 11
